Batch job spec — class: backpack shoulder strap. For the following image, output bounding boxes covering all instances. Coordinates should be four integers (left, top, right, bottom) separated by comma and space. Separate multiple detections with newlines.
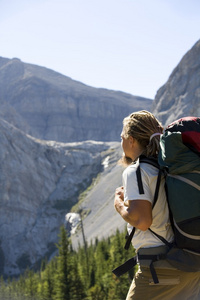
125, 156, 162, 250
139, 155, 160, 169
137, 156, 162, 208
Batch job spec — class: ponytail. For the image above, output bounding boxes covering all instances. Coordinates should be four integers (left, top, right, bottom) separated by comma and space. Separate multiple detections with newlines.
122, 110, 163, 158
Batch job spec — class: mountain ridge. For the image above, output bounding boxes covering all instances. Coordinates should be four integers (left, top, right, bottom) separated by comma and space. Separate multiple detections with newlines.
0, 56, 152, 143
152, 39, 200, 125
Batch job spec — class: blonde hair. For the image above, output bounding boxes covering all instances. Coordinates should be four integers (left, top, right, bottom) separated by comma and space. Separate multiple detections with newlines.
122, 110, 163, 158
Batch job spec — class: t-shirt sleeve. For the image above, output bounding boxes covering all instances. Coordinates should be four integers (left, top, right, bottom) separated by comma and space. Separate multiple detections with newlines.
122, 165, 153, 204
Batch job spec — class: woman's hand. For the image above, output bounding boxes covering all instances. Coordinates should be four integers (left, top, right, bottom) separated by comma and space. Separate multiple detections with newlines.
115, 186, 124, 200
114, 186, 152, 231
114, 186, 124, 213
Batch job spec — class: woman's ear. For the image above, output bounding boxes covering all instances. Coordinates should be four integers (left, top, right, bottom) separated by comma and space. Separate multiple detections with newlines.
128, 136, 135, 147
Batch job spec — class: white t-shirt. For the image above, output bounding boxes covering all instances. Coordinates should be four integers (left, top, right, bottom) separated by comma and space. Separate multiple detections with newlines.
122, 159, 174, 252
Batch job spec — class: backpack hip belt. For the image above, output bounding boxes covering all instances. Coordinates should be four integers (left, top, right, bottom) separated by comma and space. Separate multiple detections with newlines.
112, 245, 171, 284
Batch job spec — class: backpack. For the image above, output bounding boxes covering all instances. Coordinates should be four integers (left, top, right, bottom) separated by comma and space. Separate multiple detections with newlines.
113, 116, 200, 283
158, 116, 200, 252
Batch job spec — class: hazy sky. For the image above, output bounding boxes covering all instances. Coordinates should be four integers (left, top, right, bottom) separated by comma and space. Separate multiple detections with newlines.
1, 0, 200, 99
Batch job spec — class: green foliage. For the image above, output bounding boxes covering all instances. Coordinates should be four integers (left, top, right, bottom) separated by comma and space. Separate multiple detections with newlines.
53, 225, 72, 299
2, 227, 136, 300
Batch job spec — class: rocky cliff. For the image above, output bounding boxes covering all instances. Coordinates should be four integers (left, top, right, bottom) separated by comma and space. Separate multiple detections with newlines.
152, 39, 200, 126
0, 57, 152, 143
0, 117, 120, 277
70, 157, 125, 250
0, 56, 152, 277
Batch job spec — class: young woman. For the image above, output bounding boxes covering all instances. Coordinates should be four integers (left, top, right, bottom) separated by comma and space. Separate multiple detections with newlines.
114, 110, 200, 300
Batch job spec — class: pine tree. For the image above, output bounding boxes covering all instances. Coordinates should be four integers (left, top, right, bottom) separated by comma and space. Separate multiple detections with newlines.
69, 256, 87, 299
108, 229, 136, 299
53, 226, 71, 300
23, 269, 38, 299
95, 239, 110, 283
39, 261, 55, 300
0, 276, 6, 299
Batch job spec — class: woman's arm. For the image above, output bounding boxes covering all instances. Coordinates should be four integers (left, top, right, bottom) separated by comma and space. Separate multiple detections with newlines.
114, 186, 152, 231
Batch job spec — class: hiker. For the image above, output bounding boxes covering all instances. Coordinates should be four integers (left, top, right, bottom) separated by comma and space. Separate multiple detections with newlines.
114, 110, 200, 300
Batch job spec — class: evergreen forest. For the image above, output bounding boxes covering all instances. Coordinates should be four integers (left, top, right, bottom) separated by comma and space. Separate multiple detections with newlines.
0, 226, 137, 300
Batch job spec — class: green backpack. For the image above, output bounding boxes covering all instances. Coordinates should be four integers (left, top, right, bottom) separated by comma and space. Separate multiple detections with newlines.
159, 116, 200, 253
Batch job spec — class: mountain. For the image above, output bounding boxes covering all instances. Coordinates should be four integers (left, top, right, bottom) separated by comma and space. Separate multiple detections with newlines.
0, 117, 120, 277
0, 57, 152, 277
152, 39, 200, 126
0, 57, 152, 143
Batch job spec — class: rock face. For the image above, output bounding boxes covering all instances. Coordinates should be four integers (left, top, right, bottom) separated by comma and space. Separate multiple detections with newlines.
0, 57, 152, 143
0, 57, 152, 277
152, 40, 200, 126
0, 117, 119, 277
70, 153, 126, 250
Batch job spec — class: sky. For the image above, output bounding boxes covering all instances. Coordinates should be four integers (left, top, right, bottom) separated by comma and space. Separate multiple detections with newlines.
0, 0, 200, 99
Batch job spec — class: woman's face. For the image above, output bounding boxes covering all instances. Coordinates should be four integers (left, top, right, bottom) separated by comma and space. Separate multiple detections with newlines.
121, 134, 134, 161
121, 129, 143, 162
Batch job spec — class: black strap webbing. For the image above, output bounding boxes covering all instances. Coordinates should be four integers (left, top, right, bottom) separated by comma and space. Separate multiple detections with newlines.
124, 227, 135, 250
136, 165, 144, 194
150, 261, 159, 284
137, 253, 166, 284
112, 256, 137, 277
152, 169, 162, 209
148, 228, 172, 248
